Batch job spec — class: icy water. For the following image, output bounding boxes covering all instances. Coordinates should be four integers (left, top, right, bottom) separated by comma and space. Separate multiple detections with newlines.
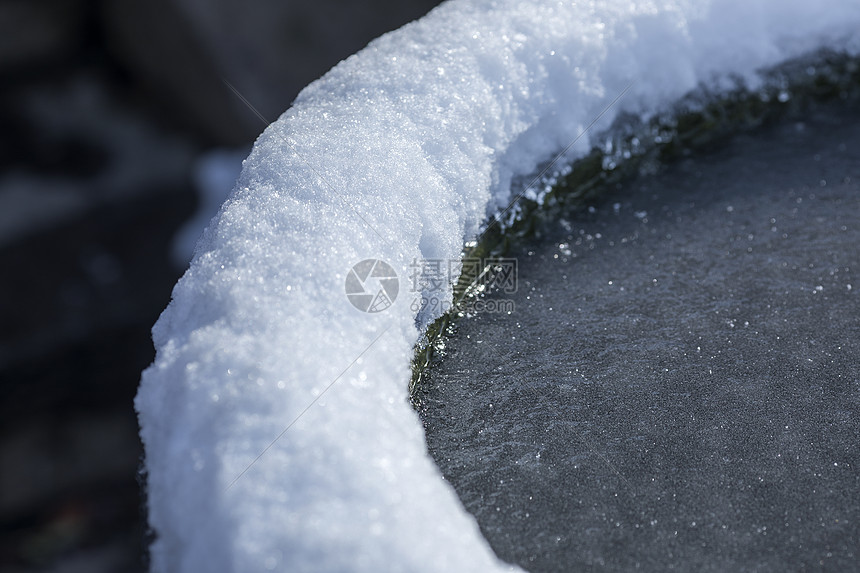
420, 103, 860, 572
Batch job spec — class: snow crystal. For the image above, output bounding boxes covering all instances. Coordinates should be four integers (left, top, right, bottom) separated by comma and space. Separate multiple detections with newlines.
137, 1, 860, 572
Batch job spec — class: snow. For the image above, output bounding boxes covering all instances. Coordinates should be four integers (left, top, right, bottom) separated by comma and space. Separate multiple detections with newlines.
136, 1, 860, 572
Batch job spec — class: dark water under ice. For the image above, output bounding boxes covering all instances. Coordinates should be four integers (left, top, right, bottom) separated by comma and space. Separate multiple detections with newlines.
420, 103, 860, 572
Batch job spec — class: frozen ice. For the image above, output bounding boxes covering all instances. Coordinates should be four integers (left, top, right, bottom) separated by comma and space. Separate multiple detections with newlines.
420, 105, 860, 571
137, 1, 860, 572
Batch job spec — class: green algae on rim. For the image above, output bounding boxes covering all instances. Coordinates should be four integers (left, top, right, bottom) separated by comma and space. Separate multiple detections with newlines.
410, 49, 860, 403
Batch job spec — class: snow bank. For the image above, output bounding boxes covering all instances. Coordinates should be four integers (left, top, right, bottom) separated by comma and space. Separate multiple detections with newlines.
137, 1, 860, 571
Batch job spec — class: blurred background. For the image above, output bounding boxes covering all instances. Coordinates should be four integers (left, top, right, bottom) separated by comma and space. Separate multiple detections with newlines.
0, 0, 442, 570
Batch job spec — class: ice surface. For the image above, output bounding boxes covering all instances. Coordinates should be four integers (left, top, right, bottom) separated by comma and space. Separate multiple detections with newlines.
136, 1, 860, 572
421, 104, 860, 571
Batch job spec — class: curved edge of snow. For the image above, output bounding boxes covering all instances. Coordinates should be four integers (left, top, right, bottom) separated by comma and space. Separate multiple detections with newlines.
137, 1, 860, 571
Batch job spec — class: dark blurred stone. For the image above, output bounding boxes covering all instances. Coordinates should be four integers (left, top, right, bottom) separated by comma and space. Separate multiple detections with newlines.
0, 0, 87, 72
0, 92, 109, 179
0, 165, 194, 566
0, 474, 146, 571
101, 0, 443, 144
101, 0, 253, 145
0, 69, 195, 242
0, 61, 195, 572
0, 181, 195, 370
